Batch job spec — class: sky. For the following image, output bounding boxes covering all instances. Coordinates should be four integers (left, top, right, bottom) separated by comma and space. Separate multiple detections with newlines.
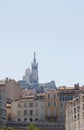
0, 0, 84, 87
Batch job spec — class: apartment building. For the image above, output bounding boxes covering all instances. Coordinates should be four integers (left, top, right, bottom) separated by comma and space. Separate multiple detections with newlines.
57, 86, 74, 123
66, 94, 84, 130
0, 78, 22, 101
0, 90, 6, 122
45, 86, 79, 123
11, 93, 46, 122
45, 90, 58, 122
6, 99, 12, 121
5, 78, 22, 101
57, 84, 84, 123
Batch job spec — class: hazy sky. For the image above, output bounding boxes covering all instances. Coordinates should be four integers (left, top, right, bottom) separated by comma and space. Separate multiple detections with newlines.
0, 0, 84, 87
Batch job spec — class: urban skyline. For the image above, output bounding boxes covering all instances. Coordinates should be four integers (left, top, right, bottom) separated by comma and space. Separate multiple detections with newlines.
0, 1, 84, 87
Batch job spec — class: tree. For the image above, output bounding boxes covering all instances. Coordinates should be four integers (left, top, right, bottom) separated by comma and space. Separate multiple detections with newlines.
27, 124, 41, 130
0, 127, 14, 130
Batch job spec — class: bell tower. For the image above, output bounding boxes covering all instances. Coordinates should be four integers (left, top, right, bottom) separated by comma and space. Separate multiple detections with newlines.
31, 52, 38, 85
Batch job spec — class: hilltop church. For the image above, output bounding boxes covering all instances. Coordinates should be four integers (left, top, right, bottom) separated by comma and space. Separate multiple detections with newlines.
18, 53, 56, 93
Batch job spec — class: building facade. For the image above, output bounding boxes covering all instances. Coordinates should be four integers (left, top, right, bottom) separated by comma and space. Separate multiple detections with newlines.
10, 84, 84, 124
66, 94, 84, 130
0, 78, 22, 101
0, 90, 6, 122
57, 84, 84, 123
5, 78, 22, 101
45, 90, 58, 122
11, 93, 46, 122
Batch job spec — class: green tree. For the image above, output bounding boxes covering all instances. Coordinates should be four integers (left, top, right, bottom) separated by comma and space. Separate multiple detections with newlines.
27, 124, 40, 130
0, 127, 14, 130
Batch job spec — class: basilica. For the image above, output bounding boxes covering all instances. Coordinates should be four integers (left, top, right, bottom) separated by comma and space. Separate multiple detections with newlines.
18, 53, 56, 93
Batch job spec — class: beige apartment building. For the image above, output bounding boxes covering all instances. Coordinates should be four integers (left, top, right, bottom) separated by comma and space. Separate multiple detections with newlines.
0, 78, 22, 101
11, 93, 46, 122
45, 84, 84, 122
57, 84, 84, 123
0, 78, 22, 121
5, 78, 22, 101
66, 94, 84, 130
57, 86, 74, 123
45, 90, 58, 122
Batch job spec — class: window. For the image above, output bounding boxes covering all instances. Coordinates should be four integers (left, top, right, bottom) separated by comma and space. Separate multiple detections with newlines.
83, 96, 84, 102
18, 103, 21, 108
47, 109, 50, 117
35, 110, 39, 116
68, 96, 73, 100
77, 99, 79, 105
52, 110, 56, 116
60, 111, 63, 116
74, 115, 76, 121
29, 103, 33, 107
77, 106, 80, 113
0, 109, 2, 115
83, 104, 84, 110
0, 94, 2, 100
54, 94, 56, 99
24, 102, 27, 107
77, 114, 79, 120
35, 118, 38, 122
65, 96, 68, 100
24, 110, 27, 116
24, 118, 27, 121
59, 117, 64, 122
60, 96, 64, 101
54, 102, 56, 106
73, 101, 76, 106
52, 102, 56, 106
48, 94, 50, 99
83, 112, 84, 119
18, 118, 20, 121
30, 110, 33, 116
60, 103, 63, 107
48, 102, 50, 107
35, 102, 38, 107
18, 111, 20, 116
74, 108, 76, 114
30, 118, 32, 122
60, 96, 62, 101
